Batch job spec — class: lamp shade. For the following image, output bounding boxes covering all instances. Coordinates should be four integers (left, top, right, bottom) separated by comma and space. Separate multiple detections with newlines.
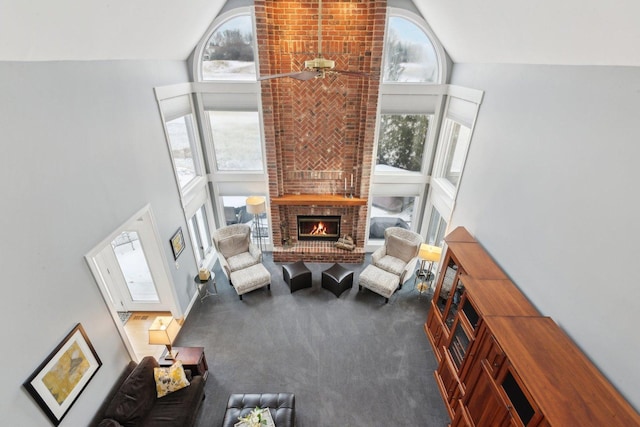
246, 196, 266, 214
148, 316, 180, 346
418, 244, 442, 262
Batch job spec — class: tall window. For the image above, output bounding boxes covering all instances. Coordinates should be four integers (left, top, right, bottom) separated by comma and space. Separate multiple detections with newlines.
376, 114, 430, 173
166, 114, 200, 189
369, 196, 417, 240
383, 16, 439, 83
437, 118, 472, 192
209, 111, 263, 171
425, 208, 447, 247
442, 121, 472, 188
201, 15, 255, 81
187, 205, 213, 266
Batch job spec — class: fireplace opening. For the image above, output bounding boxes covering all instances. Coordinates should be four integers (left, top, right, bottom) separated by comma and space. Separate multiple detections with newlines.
297, 215, 341, 241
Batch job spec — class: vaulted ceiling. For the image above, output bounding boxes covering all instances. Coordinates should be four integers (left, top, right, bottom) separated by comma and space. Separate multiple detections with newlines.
1, 0, 639, 66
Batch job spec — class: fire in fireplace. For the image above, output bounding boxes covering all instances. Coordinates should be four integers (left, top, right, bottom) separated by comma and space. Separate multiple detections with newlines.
297, 215, 341, 241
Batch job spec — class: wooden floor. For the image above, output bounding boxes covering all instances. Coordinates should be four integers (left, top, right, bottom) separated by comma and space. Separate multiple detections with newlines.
123, 311, 170, 361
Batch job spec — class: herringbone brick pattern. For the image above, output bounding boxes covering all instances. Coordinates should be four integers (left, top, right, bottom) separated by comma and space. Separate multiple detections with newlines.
256, 0, 387, 259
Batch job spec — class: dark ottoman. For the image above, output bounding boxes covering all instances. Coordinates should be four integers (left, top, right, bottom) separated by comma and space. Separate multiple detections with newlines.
221, 393, 295, 427
321, 263, 354, 298
282, 260, 312, 293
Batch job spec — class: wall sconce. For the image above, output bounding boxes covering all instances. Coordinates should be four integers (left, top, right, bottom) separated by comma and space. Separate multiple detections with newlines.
148, 316, 181, 359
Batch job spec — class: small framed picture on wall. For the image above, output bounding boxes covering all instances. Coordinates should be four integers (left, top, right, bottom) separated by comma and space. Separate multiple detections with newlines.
170, 227, 185, 260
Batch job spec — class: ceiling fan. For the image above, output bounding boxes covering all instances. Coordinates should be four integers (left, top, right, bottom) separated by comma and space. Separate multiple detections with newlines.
258, 0, 367, 81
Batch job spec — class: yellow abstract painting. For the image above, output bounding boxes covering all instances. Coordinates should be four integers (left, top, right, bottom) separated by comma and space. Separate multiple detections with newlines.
42, 341, 89, 405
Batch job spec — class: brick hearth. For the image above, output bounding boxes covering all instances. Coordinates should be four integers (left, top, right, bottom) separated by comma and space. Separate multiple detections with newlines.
256, 0, 387, 263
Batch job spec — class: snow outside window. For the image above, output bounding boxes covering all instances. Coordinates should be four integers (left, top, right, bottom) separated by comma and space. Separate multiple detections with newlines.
441, 120, 471, 188
376, 114, 429, 173
383, 16, 439, 83
201, 15, 255, 81
209, 111, 263, 171
166, 114, 200, 189
368, 196, 417, 240
188, 205, 212, 265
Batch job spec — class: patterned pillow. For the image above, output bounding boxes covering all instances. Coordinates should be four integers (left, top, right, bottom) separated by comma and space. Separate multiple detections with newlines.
153, 361, 190, 398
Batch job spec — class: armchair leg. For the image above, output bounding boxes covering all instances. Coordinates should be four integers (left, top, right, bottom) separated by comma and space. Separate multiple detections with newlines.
358, 285, 362, 291
239, 294, 243, 300
385, 297, 389, 304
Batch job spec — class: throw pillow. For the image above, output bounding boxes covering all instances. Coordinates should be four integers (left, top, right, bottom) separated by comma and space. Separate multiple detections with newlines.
153, 361, 190, 398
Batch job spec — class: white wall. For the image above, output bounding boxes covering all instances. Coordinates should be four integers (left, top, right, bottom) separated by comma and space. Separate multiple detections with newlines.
0, 60, 199, 425
449, 64, 640, 411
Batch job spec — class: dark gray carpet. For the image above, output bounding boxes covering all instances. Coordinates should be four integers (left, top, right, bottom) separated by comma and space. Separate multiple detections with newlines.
177, 253, 449, 427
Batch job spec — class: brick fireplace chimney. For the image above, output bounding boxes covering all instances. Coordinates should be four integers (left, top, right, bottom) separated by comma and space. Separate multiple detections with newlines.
256, 0, 387, 262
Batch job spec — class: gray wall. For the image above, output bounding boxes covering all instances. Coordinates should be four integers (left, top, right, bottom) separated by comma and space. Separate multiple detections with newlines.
449, 64, 640, 410
0, 60, 198, 425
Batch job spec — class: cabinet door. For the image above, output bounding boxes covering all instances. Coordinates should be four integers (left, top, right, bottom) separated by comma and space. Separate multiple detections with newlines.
435, 349, 465, 419
433, 255, 460, 316
451, 402, 474, 427
464, 361, 511, 427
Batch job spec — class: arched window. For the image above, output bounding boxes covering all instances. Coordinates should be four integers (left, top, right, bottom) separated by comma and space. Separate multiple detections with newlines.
383, 16, 440, 83
200, 14, 255, 81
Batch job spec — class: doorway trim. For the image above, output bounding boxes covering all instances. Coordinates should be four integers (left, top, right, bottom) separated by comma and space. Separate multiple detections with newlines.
85, 204, 182, 360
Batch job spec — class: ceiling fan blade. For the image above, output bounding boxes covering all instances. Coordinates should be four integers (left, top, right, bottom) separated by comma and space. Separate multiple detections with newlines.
258, 70, 322, 81
333, 70, 369, 78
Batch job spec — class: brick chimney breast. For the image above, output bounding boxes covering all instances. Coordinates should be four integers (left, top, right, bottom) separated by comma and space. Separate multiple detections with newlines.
256, 0, 387, 262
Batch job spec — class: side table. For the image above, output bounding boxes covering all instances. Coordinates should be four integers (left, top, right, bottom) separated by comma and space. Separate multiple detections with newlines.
159, 346, 209, 381
194, 272, 216, 302
414, 269, 434, 298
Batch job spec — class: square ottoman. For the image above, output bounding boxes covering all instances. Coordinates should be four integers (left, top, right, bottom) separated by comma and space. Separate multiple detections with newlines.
229, 263, 271, 300
321, 263, 353, 298
358, 264, 400, 303
221, 393, 295, 427
282, 260, 312, 293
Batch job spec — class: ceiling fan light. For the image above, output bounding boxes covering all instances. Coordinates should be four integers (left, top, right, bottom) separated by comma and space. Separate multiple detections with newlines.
305, 58, 335, 70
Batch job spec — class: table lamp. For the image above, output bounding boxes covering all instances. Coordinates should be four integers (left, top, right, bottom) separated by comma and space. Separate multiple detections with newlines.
416, 244, 442, 292
246, 196, 266, 251
148, 316, 181, 360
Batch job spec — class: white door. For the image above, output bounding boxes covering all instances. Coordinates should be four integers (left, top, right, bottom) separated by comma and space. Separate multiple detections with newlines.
87, 207, 176, 313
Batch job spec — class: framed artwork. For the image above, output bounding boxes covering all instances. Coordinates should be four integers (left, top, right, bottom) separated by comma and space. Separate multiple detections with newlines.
170, 227, 185, 260
23, 323, 102, 426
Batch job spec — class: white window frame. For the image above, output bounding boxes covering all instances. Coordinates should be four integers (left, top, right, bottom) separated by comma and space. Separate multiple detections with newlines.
192, 6, 257, 83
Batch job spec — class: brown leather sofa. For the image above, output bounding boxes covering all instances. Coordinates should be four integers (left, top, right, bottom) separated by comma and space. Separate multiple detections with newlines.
89, 356, 205, 427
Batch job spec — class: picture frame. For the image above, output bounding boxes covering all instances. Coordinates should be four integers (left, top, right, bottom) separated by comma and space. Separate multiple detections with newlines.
23, 323, 102, 426
170, 227, 185, 260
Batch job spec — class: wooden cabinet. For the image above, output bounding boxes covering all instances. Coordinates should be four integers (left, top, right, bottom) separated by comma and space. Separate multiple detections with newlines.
425, 227, 640, 426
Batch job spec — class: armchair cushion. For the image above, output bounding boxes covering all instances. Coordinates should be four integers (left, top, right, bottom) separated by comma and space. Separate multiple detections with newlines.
227, 252, 259, 272
374, 255, 408, 276
386, 233, 419, 263
217, 234, 250, 259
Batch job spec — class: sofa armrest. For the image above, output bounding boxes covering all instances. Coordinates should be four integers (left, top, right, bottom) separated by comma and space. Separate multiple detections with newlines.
97, 419, 124, 427
371, 245, 386, 266
249, 243, 262, 263
217, 255, 232, 279
399, 256, 419, 285
88, 361, 137, 427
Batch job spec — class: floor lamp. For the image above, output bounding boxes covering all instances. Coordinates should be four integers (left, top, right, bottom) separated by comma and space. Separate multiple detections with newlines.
415, 244, 443, 294
246, 196, 266, 252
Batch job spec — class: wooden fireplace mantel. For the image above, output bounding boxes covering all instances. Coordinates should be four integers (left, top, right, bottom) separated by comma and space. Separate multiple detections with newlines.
271, 194, 367, 206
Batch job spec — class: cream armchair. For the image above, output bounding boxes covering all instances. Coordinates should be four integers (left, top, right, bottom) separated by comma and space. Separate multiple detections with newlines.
359, 227, 423, 302
212, 224, 262, 280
